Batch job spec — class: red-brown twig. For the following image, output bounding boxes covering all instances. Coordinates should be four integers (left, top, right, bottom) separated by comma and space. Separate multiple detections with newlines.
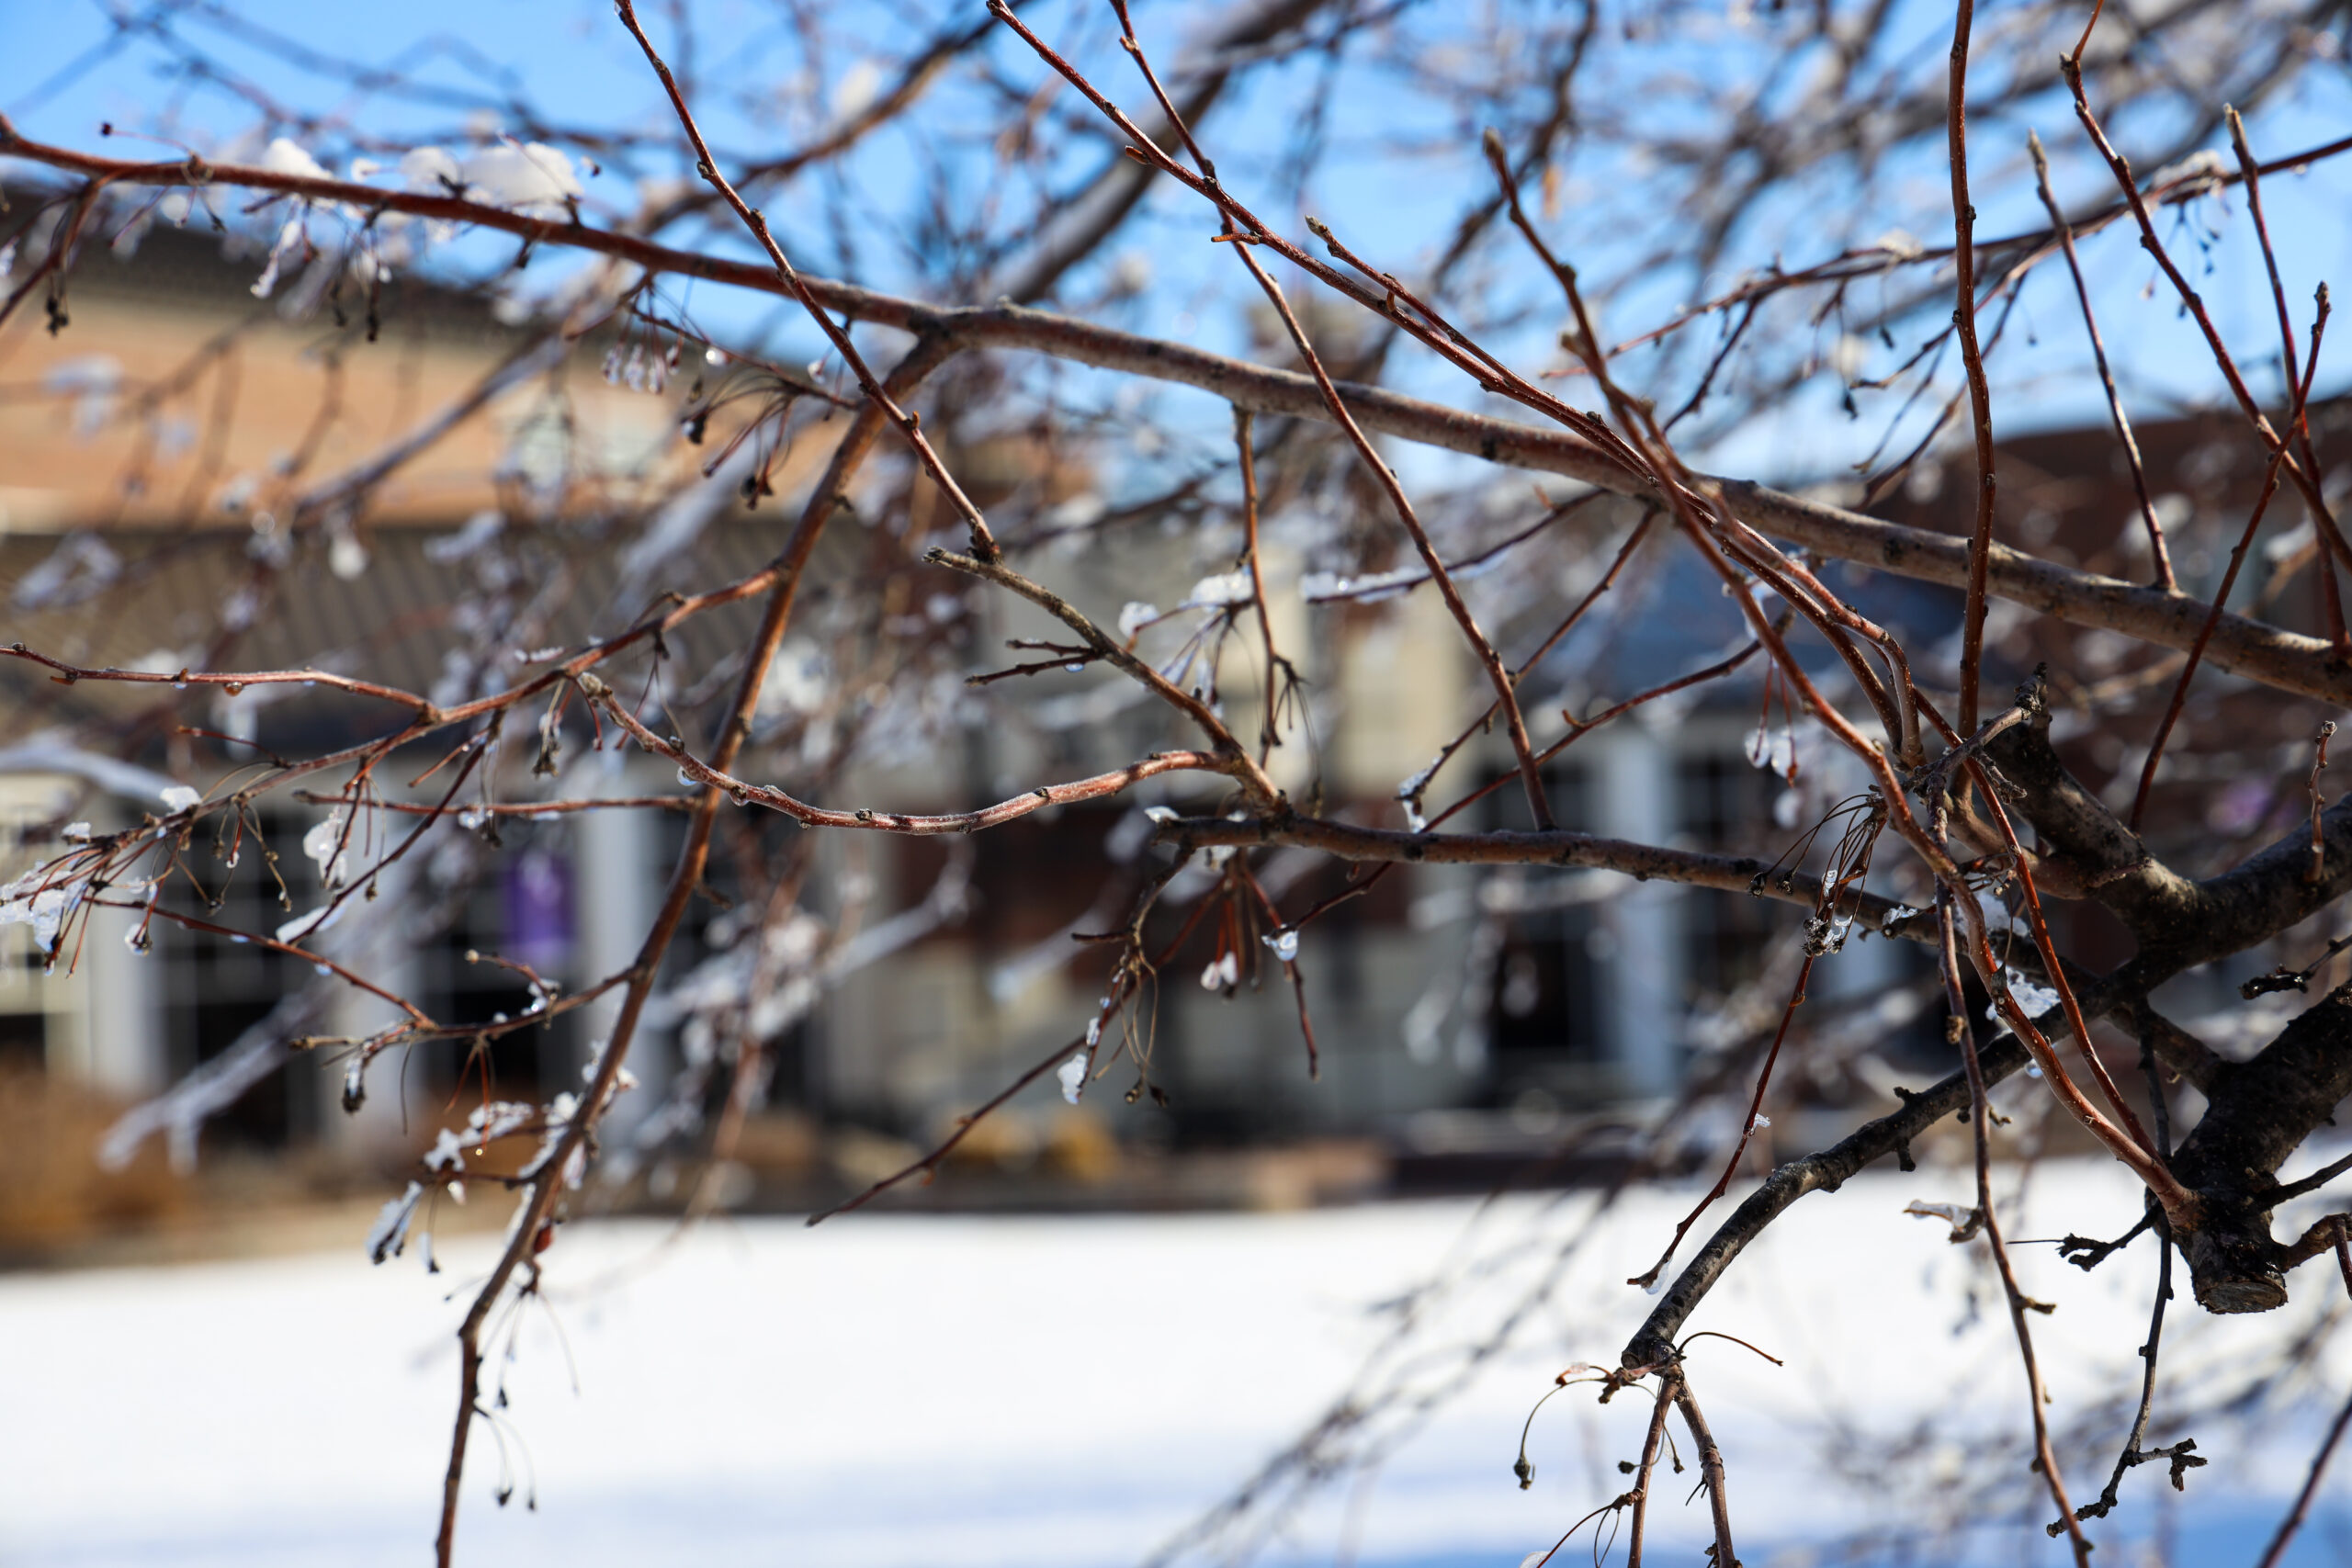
1937, 897, 2093, 1566
1396, 502, 1650, 817
1228, 242, 1555, 828
1629, 955, 1814, 1291
2229, 105, 2351, 656
2063, 63, 2347, 570
1673, 1374, 1738, 1568
2130, 289, 2330, 829
923, 548, 1278, 801
1623, 1369, 1679, 1568
806, 1034, 1080, 1224
1232, 408, 1285, 761
1076, 6, 1557, 829
4, 119, 2350, 705
292, 792, 695, 817
589, 689, 1227, 835
2313, 723, 2341, 885
2254, 1383, 2352, 1568
2026, 129, 2173, 592
613, 1, 1000, 562
430, 308, 947, 1565
1948, 0, 1999, 735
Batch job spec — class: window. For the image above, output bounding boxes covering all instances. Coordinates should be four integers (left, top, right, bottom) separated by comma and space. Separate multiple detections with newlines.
1481, 766, 1607, 1093
154, 809, 316, 1145
412, 833, 581, 1106
1676, 751, 1785, 1002
0, 794, 57, 1041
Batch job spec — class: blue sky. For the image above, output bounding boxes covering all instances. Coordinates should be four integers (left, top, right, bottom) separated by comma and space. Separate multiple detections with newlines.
6, 0, 2350, 491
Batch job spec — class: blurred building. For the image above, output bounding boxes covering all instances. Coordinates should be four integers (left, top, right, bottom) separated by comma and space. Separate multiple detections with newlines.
28, 195, 2336, 1204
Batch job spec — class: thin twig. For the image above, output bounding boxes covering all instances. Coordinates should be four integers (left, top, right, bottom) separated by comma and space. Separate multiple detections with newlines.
2229, 105, 2351, 655
1623, 1371, 1679, 1568
2254, 1384, 2352, 1568
1673, 1374, 1738, 1568
1949, 0, 1999, 734
2027, 129, 2173, 591
2130, 290, 2330, 829
614, 1, 1000, 561
1227, 240, 1555, 829
1938, 897, 2093, 1566
2312, 722, 2338, 885
1233, 408, 1284, 761
1629, 955, 1815, 1290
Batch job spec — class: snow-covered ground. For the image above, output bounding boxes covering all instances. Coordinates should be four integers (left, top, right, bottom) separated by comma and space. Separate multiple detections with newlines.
3, 1159, 2348, 1568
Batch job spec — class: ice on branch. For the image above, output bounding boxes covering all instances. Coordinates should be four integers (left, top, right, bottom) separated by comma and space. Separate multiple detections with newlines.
756, 637, 831, 718
364, 1181, 424, 1264
158, 785, 201, 814
1200, 951, 1239, 991
1262, 929, 1299, 963
424, 509, 504, 563
257, 138, 331, 182
276, 904, 345, 944
464, 1101, 538, 1145
831, 58, 885, 122
1057, 1050, 1091, 1105
248, 219, 305, 299
1117, 602, 1160, 638
42, 355, 121, 438
1987, 967, 2062, 1022
2152, 148, 2228, 196
1871, 228, 1925, 263
1745, 726, 1794, 777
1300, 565, 1421, 604
1395, 754, 1442, 805
521, 1093, 588, 1189
1179, 571, 1254, 610
400, 146, 462, 193
459, 141, 584, 217
0, 880, 80, 952
303, 811, 351, 887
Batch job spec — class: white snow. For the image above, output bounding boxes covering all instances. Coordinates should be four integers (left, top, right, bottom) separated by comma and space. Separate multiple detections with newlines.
302, 811, 350, 887
1872, 228, 1925, 263
1178, 571, 1254, 610
363, 1181, 424, 1265
0, 883, 75, 949
1989, 965, 2063, 1022
1744, 725, 1794, 776
0, 1166, 2346, 1566
248, 217, 305, 299
401, 146, 462, 194
460, 141, 583, 216
274, 902, 344, 944
256, 138, 332, 181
